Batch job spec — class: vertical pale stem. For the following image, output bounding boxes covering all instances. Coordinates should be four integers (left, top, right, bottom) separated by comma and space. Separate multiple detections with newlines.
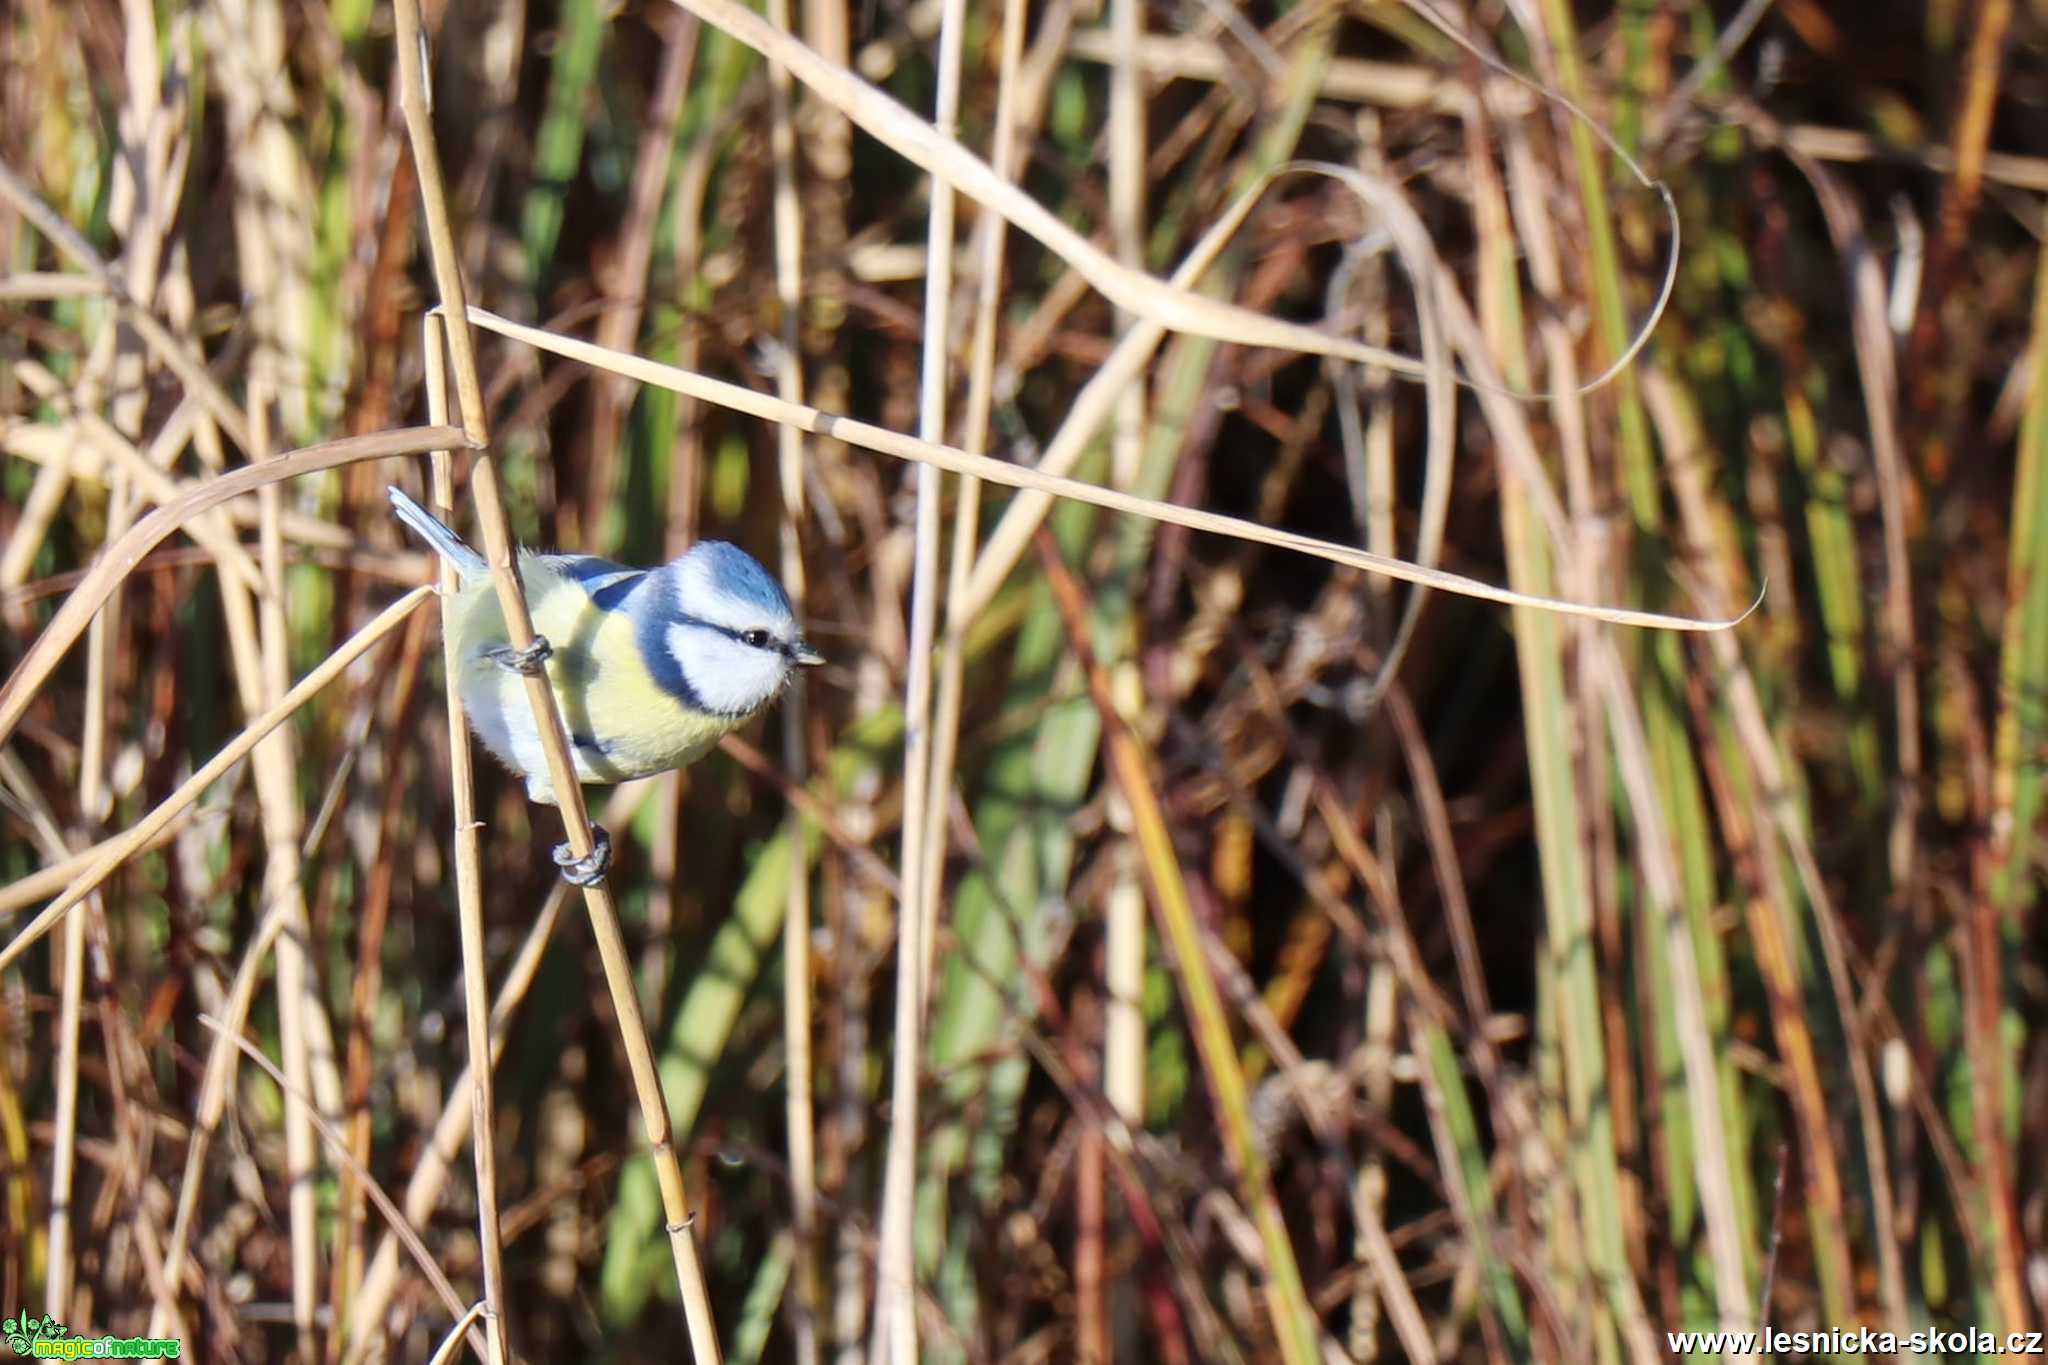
1102, 879, 1145, 1118
232, 281, 324, 1364
1100, 0, 1148, 1323
1107, 0, 1145, 490
423, 316, 512, 1364
921, 0, 1032, 953
873, 0, 966, 1353
763, 1, 821, 1358
46, 465, 127, 1318
210, 0, 324, 1344
45, 848, 85, 1323
789, 0, 866, 1345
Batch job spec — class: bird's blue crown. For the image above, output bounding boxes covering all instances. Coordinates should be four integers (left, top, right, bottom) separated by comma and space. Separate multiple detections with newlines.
683, 541, 794, 620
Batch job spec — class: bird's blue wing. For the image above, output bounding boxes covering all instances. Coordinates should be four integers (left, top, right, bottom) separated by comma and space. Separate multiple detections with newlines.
540, 554, 648, 611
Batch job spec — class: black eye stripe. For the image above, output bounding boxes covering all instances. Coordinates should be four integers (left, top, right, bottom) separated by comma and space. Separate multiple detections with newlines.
670, 612, 779, 650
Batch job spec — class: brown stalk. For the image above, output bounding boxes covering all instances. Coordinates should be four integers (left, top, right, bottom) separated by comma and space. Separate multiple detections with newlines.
1921, 0, 2013, 349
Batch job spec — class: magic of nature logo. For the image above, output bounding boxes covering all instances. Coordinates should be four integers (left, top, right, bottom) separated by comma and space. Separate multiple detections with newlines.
3, 1311, 182, 1359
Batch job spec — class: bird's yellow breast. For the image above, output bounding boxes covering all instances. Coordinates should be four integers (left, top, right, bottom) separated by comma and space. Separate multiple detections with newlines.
444, 556, 742, 787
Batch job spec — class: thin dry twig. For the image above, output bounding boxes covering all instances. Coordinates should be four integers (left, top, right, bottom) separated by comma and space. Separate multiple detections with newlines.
459, 306, 1752, 634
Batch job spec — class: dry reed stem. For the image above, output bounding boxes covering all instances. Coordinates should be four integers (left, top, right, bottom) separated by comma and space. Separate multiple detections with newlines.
1350, 953, 1395, 1361
0, 822, 196, 920
762, 0, 822, 1352
1332, 111, 1395, 573
426, 1304, 491, 1365
1352, 1183, 1436, 1364
390, 1, 724, 1353
1099, 6, 1148, 1326
919, 0, 1044, 1017
207, 164, 325, 1352
870, 0, 968, 1345
882, 0, 1031, 1326
459, 306, 1747, 634
11, 767, 83, 1323
0, 271, 107, 300
423, 313, 512, 1364
40, 454, 130, 1328
389, 0, 485, 449
0, 459, 76, 598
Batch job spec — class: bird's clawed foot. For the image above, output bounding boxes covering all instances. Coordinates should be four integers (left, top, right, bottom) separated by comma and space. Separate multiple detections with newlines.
553, 824, 612, 887
487, 635, 554, 676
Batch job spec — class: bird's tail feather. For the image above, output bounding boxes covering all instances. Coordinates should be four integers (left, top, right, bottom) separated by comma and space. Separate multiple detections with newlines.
388, 486, 488, 579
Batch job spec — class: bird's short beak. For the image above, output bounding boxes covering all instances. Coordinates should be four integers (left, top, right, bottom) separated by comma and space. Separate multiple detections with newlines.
791, 641, 826, 667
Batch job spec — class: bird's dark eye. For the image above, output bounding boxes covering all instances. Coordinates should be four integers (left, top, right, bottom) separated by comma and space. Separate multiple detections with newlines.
740, 629, 771, 649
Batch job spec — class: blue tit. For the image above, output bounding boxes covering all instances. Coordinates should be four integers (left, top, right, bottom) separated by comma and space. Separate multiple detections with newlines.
389, 485, 822, 884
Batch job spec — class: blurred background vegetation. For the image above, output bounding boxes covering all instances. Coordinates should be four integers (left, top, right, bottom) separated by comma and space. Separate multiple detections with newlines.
2, 0, 2047, 1360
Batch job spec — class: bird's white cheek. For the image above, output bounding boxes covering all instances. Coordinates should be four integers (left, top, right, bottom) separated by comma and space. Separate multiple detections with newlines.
667, 627, 787, 716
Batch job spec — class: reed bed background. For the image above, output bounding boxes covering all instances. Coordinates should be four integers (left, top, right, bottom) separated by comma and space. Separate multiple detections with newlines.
2, 0, 2045, 1360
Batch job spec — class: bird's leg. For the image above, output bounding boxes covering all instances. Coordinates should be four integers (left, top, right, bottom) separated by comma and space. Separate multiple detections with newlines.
552, 824, 612, 887
486, 635, 553, 676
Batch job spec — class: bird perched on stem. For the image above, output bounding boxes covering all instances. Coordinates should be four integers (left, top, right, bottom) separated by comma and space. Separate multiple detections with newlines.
390, 485, 822, 885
